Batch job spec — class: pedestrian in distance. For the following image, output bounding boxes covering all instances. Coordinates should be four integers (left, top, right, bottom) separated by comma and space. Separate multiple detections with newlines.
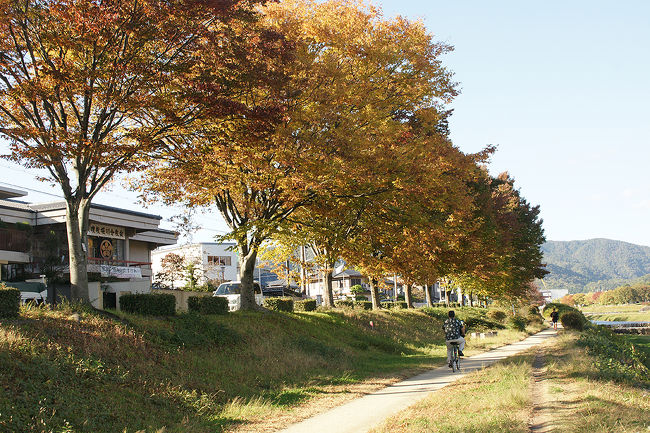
550, 308, 559, 330
442, 310, 466, 368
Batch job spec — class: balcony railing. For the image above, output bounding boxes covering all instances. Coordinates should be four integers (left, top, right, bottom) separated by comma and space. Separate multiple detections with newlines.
87, 257, 151, 268
0, 228, 28, 252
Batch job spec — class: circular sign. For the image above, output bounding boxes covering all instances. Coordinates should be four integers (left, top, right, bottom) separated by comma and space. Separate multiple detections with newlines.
100, 239, 114, 259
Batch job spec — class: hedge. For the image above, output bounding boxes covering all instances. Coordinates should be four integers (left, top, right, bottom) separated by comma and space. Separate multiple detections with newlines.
188, 296, 228, 315
264, 297, 294, 312
354, 300, 372, 310
294, 299, 317, 312
560, 311, 586, 331
334, 300, 354, 309
120, 293, 176, 316
0, 284, 20, 318
383, 301, 408, 309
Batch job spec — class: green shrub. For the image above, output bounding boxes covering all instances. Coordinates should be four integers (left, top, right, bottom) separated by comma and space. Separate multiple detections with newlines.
507, 315, 526, 331
560, 311, 585, 331
334, 300, 354, 308
384, 301, 407, 309
354, 300, 372, 310
528, 305, 541, 316
487, 310, 507, 322
120, 293, 175, 316
354, 295, 368, 301
294, 299, 317, 312
0, 283, 20, 318
263, 297, 294, 312
526, 313, 544, 325
187, 296, 228, 315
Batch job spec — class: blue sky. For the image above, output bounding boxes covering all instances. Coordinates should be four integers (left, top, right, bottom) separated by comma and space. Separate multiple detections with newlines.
1, 0, 649, 246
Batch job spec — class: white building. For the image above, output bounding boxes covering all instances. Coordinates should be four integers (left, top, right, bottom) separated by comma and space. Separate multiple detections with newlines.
541, 289, 569, 303
0, 185, 177, 308
151, 242, 240, 289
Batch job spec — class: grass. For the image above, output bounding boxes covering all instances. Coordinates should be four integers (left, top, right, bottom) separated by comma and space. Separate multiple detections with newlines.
0, 303, 540, 433
581, 303, 647, 314
584, 312, 650, 322
370, 326, 650, 433
369, 354, 534, 433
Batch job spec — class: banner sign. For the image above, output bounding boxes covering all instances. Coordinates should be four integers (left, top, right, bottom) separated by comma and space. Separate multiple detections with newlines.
100, 265, 142, 279
88, 223, 125, 240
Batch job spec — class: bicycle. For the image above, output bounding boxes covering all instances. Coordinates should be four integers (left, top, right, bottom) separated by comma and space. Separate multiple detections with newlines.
448, 342, 461, 372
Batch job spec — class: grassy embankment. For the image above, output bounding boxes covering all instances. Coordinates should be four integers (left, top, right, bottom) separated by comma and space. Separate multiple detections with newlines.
0, 303, 543, 433
581, 303, 650, 322
370, 327, 650, 433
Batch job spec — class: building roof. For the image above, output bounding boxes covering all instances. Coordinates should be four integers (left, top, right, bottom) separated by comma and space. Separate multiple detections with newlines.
30, 201, 163, 220
0, 186, 27, 199
333, 269, 363, 278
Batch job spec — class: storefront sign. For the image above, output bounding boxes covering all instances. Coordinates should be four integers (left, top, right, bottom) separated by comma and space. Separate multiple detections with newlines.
100, 265, 142, 279
88, 223, 125, 240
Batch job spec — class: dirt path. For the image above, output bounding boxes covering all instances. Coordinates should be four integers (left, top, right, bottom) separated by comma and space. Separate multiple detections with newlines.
529, 350, 554, 432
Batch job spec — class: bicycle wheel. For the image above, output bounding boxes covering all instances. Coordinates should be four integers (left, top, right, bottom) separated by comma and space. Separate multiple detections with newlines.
451, 347, 457, 372
455, 357, 460, 372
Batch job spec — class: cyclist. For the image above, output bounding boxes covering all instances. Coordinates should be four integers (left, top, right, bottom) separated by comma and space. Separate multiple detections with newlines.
442, 310, 466, 368
550, 309, 559, 330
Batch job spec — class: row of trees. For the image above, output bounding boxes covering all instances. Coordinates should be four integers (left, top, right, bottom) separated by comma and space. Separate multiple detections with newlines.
0, 0, 546, 309
560, 283, 650, 306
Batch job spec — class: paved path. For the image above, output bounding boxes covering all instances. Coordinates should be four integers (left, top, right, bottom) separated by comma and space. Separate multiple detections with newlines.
278, 328, 557, 433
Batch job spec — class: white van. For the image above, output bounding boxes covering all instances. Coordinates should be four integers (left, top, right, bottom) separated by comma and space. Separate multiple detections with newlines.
213, 281, 263, 311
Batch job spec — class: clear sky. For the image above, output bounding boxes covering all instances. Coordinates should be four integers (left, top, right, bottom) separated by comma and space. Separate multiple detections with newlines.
1, 0, 649, 246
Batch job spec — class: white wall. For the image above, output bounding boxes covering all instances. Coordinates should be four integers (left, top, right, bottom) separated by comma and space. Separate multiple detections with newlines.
151, 243, 239, 288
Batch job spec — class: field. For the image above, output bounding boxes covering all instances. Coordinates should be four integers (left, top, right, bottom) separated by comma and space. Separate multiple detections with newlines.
0, 303, 543, 433
581, 303, 650, 322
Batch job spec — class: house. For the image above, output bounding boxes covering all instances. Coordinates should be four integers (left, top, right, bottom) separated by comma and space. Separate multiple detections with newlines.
0, 186, 177, 308
151, 242, 240, 289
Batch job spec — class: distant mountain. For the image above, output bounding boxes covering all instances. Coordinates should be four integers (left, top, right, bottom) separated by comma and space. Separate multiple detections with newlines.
539, 239, 650, 293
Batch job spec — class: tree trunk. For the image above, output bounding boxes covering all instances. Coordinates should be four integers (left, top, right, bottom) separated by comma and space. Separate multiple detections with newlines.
404, 284, 413, 308
458, 287, 464, 307
468, 291, 474, 307
370, 278, 381, 310
65, 199, 90, 302
425, 284, 433, 307
237, 244, 259, 311
323, 261, 335, 307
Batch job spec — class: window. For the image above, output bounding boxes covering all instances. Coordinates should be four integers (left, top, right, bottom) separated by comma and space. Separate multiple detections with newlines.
207, 256, 232, 266
351, 278, 361, 286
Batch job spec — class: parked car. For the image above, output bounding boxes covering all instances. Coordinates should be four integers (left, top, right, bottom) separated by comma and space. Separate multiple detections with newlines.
213, 281, 263, 311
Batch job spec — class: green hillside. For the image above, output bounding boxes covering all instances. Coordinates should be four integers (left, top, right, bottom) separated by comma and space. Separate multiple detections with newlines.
540, 239, 650, 293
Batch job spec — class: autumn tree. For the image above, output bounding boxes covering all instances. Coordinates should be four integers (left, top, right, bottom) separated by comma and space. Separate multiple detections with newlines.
143, 0, 463, 310
0, 0, 273, 301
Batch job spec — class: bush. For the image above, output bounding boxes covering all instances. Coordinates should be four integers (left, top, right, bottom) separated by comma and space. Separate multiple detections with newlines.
354, 295, 368, 301
294, 299, 317, 312
354, 300, 372, 310
507, 315, 527, 331
263, 297, 294, 312
188, 296, 228, 315
560, 311, 585, 331
487, 310, 507, 322
528, 305, 541, 316
384, 301, 407, 309
0, 283, 20, 318
526, 313, 544, 325
334, 300, 354, 308
120, 293, 176, 316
